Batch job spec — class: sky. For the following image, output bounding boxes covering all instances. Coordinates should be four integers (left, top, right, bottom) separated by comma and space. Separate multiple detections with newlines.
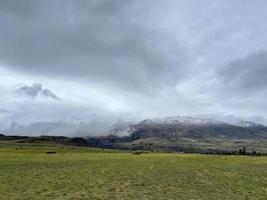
0, 0, 267, 135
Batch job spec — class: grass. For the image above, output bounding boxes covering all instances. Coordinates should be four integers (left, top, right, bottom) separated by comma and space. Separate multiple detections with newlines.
0, 140, 121, 153
1, 145, 267, 199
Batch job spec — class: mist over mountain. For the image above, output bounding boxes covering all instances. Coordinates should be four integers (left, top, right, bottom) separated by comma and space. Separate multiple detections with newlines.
109, 116, 267, 136
1, 119, 112, 137
2, 115, 266, 138
85, 116, 267, 153
1, 115, 267, 153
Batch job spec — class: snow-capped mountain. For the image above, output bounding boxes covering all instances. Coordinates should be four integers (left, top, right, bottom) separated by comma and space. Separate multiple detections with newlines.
226, 120, 265, 128
87, 116, 267, 152
137, 116, 267, 128
108, 116, 267, 137
1, 116, 266, 138
140, 116, 224, 125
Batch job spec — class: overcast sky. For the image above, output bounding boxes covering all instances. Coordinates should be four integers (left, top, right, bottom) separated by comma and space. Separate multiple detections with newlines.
1, 0, 267, 131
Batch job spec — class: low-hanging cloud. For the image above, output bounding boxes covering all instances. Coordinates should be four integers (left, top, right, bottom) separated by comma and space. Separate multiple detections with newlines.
16, 83, 60, 100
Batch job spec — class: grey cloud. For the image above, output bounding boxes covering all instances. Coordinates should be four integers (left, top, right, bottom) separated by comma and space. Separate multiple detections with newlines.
0, 108, 10, 113
16, 83, 60, 100
0, 0, 188, 94
1, 0, 267, 132
217, 50, 267, 95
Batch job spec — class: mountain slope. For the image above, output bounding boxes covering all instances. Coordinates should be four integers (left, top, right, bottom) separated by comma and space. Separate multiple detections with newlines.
87, 116, 267, 153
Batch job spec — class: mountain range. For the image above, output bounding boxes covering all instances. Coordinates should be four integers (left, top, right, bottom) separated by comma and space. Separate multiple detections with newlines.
87, 116, 267, 153
1, 116, 267, 153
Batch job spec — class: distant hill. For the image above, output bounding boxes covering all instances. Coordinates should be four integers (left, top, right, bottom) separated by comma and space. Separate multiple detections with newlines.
2, 116, 267, 153
0, 134, 88, 147
86, 116, 267, 153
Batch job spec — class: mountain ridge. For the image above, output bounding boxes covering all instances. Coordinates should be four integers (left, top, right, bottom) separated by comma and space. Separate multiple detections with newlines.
109, 116, 267, 137
87, 116, 267, 153
1, 116, 267, 153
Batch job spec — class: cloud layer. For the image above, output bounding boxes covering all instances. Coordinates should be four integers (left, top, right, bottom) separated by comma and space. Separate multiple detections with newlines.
0, 0, 189, 93
218, 50, 267, 95
0, 0, 267, 135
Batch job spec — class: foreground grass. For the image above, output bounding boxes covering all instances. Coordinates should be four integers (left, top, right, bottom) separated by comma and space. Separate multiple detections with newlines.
1, 149, 267, 200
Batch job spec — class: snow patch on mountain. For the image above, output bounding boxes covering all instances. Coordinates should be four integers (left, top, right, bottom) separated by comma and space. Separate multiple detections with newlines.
141, 116, 224, 125
228, 120, 265, 128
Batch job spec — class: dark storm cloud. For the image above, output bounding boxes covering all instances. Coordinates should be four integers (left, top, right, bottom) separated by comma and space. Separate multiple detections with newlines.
217, 50, 267, 95
16, 83, 60, 100
0, 0, 187, 93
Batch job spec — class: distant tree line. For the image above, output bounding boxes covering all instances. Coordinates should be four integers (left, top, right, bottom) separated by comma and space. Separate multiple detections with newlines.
127, 146, 267, 156
201, 147, 267, 156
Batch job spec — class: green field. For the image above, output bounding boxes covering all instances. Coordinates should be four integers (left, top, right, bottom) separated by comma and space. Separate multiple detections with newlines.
1, 145, 267, 200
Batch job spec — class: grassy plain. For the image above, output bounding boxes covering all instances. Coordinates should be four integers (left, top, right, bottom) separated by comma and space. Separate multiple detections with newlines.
1, 143, 267, 200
